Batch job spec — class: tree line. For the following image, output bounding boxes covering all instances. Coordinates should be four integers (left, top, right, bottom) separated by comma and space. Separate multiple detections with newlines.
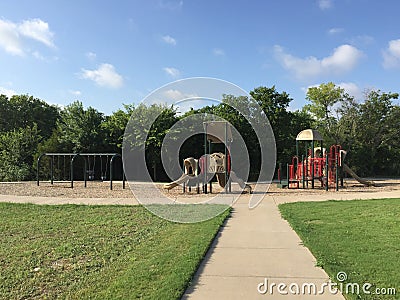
0, 83, 399, 182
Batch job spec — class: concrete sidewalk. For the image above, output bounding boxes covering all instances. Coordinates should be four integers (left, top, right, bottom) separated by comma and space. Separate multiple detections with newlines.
182, 196, 345, 299
182, 190, 400, 299
182, 191, 400, 300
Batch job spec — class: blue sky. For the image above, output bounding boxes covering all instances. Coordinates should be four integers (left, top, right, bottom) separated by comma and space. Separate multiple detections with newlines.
0, 0, 400, 115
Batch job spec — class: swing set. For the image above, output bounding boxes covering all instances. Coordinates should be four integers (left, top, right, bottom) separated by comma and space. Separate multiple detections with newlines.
36, 153, 126, 190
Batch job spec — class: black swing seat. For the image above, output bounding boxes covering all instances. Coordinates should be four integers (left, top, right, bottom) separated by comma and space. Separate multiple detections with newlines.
86, 170, 95, 180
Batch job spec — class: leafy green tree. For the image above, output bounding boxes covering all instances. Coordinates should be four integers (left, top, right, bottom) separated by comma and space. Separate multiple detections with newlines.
349, 90, 399, 175
34, 127, 71, 179
383, 105, 400, 175
0, 94, 59, 180
102, 105, 134, 151
0, 125, 41, 181
250, 86, 304, 166
56, 101, 106, 152
123, 103, 178, 181
0, 94, 59, 140
250, 86, 292, 123
334, 95, 360, 150
305, 82, 350, 144
0, 95, 10, 133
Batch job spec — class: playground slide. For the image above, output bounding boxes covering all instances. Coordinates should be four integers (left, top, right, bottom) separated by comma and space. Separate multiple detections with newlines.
343, 164, 380, 187
163, 174, 191, 190
164, 171, 252, 192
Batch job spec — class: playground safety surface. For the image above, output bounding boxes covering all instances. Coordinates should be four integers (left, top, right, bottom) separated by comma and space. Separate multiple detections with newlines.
1, 180, 400, 299
0, 178, 399, 199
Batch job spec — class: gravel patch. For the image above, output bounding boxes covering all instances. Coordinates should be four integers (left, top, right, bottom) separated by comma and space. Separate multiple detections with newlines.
0, 178, 399, 200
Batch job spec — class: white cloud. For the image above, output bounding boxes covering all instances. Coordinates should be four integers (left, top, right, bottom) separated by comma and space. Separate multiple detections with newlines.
383, 39, 400, 69
274, 44, 363, 80
86, 52, 97, 60
163, 67, 181, 78
318, 0, 333, 10
328, 27, 344, 35
31, 51, 58, 62
80, 63, 124, 88
69, 90, 82, 96
127, 18, 138, 32
0, 18, 55, 56
32, 51, 45, 60
348, 35, 374, 46
175, 99, 213, 114
162, 35, 176, 46
164, 89, 185, 100
0, 19, 23, 55
163, 89, 197, 101
0, 86, 17, 98
161, 89, 212, 114
301, 84, 317, 94
337, 82, 362, 100
213, 48, 225, 56
158, 0, 183, 10
18, 19, 55, 48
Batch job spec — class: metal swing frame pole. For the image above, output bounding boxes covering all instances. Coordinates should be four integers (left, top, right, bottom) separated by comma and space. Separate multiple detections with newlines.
110, 153, 125, 190
204, 123, 208, 194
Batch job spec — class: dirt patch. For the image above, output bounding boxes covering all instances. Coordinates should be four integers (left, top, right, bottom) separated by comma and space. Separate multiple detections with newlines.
0, 181, 132, 198
0, 178, 399, 200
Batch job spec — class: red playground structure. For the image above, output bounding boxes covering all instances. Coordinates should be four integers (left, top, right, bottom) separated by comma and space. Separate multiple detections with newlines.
277, 129, 346, 191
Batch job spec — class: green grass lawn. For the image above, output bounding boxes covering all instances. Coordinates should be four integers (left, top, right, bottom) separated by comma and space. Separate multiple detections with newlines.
0, 203, 230, 300
279, 198, 400, 300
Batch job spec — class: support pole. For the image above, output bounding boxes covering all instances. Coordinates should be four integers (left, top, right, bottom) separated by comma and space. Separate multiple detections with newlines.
71, 154, 78, 188
123, 170, 126, 189
336, 153, 339, 191
325, 153, 329, 191
278, 163, 282, 183
110, 155, 114, 190
51, 155, 54, 185
311, 141, 315, 189
182, 159, 186, 193
306, 156, 309, 189
287, 163, 290, 189
340, 152, 344, 187
302, 155, 305, 189
84, 156, 87, 188
204, 123, 208, 194
36, 153, 46, 186
209, 139, 212, 193
109, 153, 125, 190
224, 123, 228, 194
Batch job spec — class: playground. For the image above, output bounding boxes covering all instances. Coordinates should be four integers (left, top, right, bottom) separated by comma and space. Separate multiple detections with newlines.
2, 140, 400, 300
13, 126, 399, 201
1, 126, 400, 299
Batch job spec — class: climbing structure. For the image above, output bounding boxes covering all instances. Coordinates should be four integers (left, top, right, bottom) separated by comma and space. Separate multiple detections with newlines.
278, 129, 346, 191
163, 121, 251, 193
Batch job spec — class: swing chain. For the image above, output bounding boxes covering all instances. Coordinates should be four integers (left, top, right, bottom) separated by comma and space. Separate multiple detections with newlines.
87, 155, 96, 180
101, 155, 109, 181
